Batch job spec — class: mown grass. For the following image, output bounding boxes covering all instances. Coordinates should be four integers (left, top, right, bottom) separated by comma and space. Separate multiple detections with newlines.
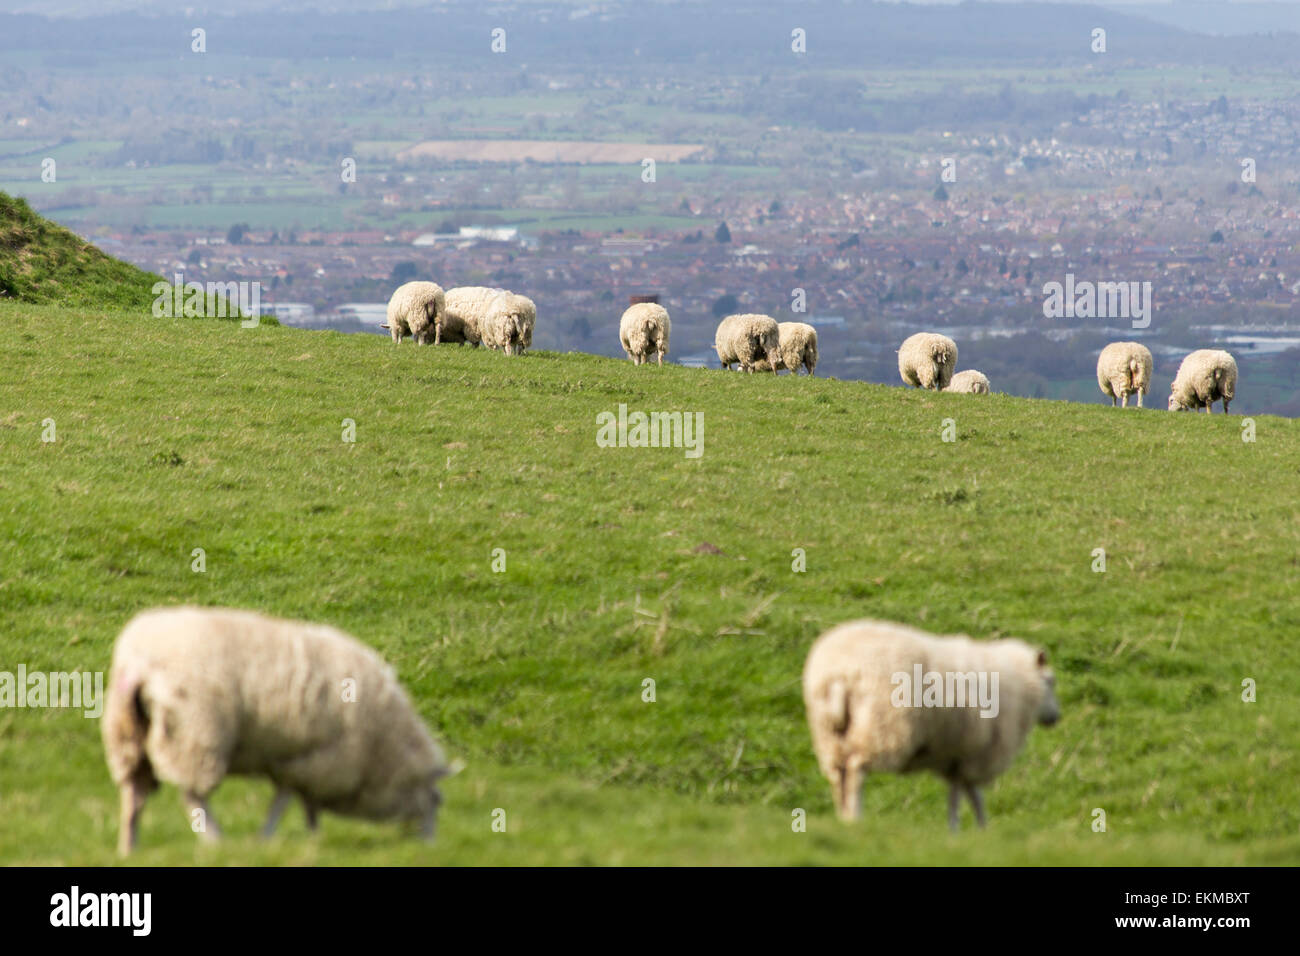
1, 301, 1297, 865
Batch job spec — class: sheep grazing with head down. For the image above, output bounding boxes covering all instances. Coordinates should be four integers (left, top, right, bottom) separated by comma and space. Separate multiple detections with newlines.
945, 370, 991, 394
512, 293, 537, 354
751, 321, 819, 375
1168, 349, 1238, 414
383, 281, 445, 345
803, 618, 1059, 830
619, 302, 672, 366
715, 313, 781, 373
898, 332, 958, 390
1096, 341, 1153, 408
102, 607, 453, 855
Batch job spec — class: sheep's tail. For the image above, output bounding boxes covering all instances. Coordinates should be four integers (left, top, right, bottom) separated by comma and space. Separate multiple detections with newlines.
825, 679, 850, 735
379, 323, 389, 329
1127, 357, 1140, 388
101, 663, 153, 786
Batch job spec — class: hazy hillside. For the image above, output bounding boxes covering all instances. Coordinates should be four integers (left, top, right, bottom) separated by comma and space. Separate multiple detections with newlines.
1, 301, 1296, 864
0, 191, 159, 309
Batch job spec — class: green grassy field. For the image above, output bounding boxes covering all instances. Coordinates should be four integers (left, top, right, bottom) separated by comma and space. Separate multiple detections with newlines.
1, 301, 1298, 865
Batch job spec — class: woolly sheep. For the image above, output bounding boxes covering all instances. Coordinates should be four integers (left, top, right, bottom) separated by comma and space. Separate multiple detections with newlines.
1096, 341, 1153, 408
383, 281, 445, 345
803, 618, 1059, 830
438, 286, 495, 346
1168, 349, 1238, 413
469, 289, 533, 356
944, 370, 991, 394
898, 332, 958, 390
714, 313, 781, 373
102, 607, 452, 855
513, 293, 537, 353
751, 321, 819, 375
619, 302, 672, 366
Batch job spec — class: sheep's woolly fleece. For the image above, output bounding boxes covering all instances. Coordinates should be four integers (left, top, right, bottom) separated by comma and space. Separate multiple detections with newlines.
384, 281, 445, 345
714, 313, 781, 372
1168, 348, 1238, 413
898, 332, 958, 390
619, 302, 672, 366
1096, 341, 1153, 407
102, 607, 450, 854
802, 618, 1058, 827
945, 369, 991, 394
751, 321, 819, 375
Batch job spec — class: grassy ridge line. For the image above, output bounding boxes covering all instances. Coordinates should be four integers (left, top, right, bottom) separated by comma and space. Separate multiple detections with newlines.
0, 192, 162, 310
1, 302, 1297, 864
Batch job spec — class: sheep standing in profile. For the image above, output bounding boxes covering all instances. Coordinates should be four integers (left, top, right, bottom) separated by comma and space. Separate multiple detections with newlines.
619, 302, 671, 366
1096, 341, 1153, 408
944, 370, 991, 394
438, 286, 494, 346
384, 281, 445, 345
102, 607, 453, 855
714, 313, 781, 373
752, 321, 819, 375
1168, 349, 1238, 413
898, 332, 958, 390
803, 618, 1059, 830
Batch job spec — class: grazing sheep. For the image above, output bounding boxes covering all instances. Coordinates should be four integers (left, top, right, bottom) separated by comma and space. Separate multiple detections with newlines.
461, 288, 532, 356
102, 607, 452, 855
803, 618, 1059, 830
619, 302, 672, 366
513, 293, 537, 353
944, 370, 991, 394
438, 286, 496, 346
898, 332, 959, 390
1168, 349, 1238, 414
1096, 342, 1153, 408
714, 313, 781, 373
752, 321, 819, 375
383, 281, 445, 345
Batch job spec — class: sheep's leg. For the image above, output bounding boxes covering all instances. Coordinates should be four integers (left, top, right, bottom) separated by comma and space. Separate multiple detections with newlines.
182, 789, 222, 843
1223, 398, 1230, 414
829, 765, 845, 818
657, 350, 664, 367
840, 765, 863, 821
947, 783, 962, 832
421, 809, 437, 843
1137, 389, 1145, 409
965, 783, 987, 829
117, 777, 150, 856
1121, 392, 1128, 408
261, 788, 293, 838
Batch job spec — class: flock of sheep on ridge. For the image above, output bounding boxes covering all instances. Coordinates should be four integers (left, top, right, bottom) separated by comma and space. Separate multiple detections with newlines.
381, 279, 1240, 411
96, 282, 1244, 855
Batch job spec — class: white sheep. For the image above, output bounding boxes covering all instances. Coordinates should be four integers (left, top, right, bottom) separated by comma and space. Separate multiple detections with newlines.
944, 370, 991, 394
1096, 342, 1153, 408
465, 288, 532, 356
751, 321, 819, 375
102, 607, 452, 855
1168, 349, 1238, 413
898, 332, 959, 390
513, 293, 537, 354
619, 302, 672, 366
438, 286, 495, 346
383, 281, 445, 345
803, 618, 1059, 830
714, 313, 781, 373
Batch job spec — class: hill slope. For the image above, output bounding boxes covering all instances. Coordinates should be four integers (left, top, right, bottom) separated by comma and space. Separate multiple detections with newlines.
0, 191, 161, 310
1, 301, 1297, 865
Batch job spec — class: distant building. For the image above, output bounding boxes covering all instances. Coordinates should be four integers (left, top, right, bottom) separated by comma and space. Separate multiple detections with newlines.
807, 315, 846, 328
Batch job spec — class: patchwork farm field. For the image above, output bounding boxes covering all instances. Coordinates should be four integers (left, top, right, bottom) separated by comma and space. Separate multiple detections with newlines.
1, 303, 1298, 865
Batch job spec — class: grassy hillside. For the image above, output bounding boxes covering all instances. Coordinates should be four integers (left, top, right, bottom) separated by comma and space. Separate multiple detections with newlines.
0, 191, 161, 310
1, 300, 1298, 865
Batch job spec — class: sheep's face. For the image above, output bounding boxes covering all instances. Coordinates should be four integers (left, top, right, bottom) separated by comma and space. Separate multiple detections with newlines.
1167, 393, 1189, 411
1035, 650, 1060, 727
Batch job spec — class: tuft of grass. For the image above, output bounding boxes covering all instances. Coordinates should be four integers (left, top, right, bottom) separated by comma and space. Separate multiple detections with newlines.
1, 301, 1297, 865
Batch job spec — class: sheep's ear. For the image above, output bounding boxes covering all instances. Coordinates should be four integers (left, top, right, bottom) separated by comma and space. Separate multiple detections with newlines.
1036, 649, 1049, 667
